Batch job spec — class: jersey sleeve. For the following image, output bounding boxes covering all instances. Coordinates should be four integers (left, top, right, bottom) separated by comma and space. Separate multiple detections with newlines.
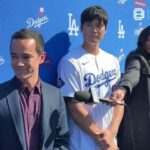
57, 57, 80, 98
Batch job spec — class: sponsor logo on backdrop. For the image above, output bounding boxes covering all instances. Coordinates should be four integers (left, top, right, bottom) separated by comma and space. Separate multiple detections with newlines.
133, 8, 145, 20
118, 20, 125, 38
134, 22, 143, 36
134, 0, 147, 8
0, 56, 5, 66
26, 7, 49, 28
118, 48, 125, 63
68, 13, 79, 36
118, 0, 127, 5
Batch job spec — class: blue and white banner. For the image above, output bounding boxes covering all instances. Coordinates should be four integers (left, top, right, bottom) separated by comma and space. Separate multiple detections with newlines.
0, 0, 149, 85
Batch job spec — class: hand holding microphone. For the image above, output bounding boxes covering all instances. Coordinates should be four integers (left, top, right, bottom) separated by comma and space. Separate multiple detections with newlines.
74, 91, 125, 106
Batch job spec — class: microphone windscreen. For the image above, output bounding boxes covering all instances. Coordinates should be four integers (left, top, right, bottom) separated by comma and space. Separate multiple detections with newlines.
74, 91, 93, 103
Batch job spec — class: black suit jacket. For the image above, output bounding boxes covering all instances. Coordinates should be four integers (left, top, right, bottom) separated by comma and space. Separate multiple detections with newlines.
0, 77, 69, 150
118, 49, 150, 150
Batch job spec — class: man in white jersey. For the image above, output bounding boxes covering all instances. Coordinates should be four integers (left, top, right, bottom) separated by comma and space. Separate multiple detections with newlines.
57, 5, 124, 150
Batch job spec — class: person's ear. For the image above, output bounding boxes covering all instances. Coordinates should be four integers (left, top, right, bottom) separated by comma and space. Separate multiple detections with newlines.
39, 51, 46, 63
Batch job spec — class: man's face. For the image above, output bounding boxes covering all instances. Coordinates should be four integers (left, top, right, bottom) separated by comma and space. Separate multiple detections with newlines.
10, 38, 45, 83
144, 35, 150, 53
81, 19, 106, 45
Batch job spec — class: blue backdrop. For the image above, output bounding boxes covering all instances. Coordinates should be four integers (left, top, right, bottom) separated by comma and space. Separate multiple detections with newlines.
0, 0, 149, 85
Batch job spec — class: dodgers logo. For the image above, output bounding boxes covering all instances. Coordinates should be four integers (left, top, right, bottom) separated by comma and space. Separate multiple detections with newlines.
134, 22, 143, 36
26, 7, 49, 28
118, 48, 125, 63
84, 69, 117, 88
68, 13, 79, 36
118, 20, 125, 39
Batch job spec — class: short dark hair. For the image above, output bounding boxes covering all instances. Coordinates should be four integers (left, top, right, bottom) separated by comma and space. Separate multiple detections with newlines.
137, 26, 150, 48
10, 28, 44, 55
80, 5, 108, 28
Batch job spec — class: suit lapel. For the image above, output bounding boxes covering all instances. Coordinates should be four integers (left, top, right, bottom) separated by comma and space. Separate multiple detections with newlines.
41, 82, 50, 144
7, 89, 27, 150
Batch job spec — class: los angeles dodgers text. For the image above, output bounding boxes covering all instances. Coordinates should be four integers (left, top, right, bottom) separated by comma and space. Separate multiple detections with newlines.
84, 69, 117, 87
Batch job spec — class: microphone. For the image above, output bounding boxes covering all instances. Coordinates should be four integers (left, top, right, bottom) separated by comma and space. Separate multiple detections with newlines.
74, 91, 125, 105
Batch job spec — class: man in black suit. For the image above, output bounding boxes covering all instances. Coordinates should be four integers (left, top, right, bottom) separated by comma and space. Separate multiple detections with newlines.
0, 29, 69, 150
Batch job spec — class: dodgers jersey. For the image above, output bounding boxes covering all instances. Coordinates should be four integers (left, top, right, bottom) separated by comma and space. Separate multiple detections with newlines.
57, 46, 120, 150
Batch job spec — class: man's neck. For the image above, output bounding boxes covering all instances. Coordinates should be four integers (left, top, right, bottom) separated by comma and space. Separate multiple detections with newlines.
82, 43, 100, 55
21, 77, 39, 91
